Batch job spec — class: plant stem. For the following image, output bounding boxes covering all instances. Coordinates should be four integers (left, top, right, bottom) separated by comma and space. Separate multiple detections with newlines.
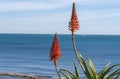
72, 34, 81, 58
71, 34, 92, 79
54, 61, 61, 79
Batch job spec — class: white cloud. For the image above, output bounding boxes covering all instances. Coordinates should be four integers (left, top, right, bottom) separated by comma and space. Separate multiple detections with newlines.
0, 2, 58, 12
0, 0, 120, 12
78, 8, 120, 21
0, 0, 95, 12
95, 0, 120, 5
0, 12, 69, 25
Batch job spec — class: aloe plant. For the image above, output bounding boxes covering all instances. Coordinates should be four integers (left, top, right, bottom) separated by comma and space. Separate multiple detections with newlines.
56, 2, 120, 79
60, 54, 120, 79
60, 62, 81, 79
59, 2, 120, 79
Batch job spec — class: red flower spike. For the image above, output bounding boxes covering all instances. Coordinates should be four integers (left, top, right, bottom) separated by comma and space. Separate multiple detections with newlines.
69, 3, 80, 35
50, 33, 61, 66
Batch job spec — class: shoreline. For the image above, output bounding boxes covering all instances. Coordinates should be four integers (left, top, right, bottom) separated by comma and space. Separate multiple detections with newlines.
0, 72, 53, 79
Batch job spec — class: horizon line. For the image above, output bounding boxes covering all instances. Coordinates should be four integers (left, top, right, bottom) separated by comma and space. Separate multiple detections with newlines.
0, 33, 120, 35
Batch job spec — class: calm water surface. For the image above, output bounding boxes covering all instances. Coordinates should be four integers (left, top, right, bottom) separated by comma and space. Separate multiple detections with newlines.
0, 34, 120, 78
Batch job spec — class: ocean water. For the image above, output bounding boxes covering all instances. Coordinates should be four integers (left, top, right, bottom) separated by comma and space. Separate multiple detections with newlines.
0, 34, 120, 78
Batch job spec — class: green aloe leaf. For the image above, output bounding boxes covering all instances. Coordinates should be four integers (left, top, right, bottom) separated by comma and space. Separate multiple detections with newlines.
98, 64, 120, 79
74, 62, 81, 79
60, 69, 77, 79
88, 59, 98, 79
77, 55, 93, 79
107, 68, 120, 79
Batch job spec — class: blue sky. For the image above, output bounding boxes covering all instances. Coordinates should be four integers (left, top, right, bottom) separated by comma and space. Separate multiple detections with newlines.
0, 0, 120, 34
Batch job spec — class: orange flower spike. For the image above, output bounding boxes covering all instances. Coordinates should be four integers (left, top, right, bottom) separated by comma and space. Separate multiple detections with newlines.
69, 3, 80, 35
50, 33, 61, 66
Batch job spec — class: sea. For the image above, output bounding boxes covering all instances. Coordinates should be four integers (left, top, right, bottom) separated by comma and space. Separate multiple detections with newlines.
0, 34, 120, 78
